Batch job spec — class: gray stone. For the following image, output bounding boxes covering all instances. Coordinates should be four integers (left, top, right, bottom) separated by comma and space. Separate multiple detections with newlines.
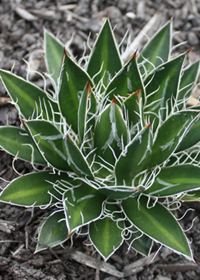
187, 32, 199, 45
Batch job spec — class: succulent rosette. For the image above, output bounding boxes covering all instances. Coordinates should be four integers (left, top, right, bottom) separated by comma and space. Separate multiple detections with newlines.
0, 18, 200, 261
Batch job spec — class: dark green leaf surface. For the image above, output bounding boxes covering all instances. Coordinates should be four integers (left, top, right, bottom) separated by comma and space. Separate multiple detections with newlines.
87, 19, 122, 87
36, 211, 68, 252
63, 183, 105, 233
0, 70, 59, 120
178, 61, 200, 101
145, 54, 185, 118
25, 120, 69, 171
124, 89, 143, 128
58, 51, 92, 133
44, 30, 65, 88
98, 186, 139, 200
115, 124, 151, 185
138, 21, 171, 75
94, 100, 128, 165
126, 225, 153, 257
105, 54, 145, 102
63, 136, 93, 178
145, 165, 200, 197
122, 195, 192, 259
181, 190, 200, 201
0, 171, 66, 206
176, 113, 200, 152
89, 205, 123, 260
0, 126, 46, 165
146, 111, 199, 169
78, 82, 90, 143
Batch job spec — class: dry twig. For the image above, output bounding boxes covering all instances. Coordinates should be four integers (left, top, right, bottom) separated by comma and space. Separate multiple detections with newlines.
15, 7, 37, 21
70, 251, 124, 278
121, 13, 162, 63
157, 263, 197, 272
0, 97, 12, 106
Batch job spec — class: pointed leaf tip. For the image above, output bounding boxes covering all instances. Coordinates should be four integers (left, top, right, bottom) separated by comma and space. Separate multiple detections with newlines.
63, 47, 68, 56
186, 47, 194, 55
21, 119, 26, 126
146, 122, 152, 128
137, 86, 141, 97
128, 50, 137, 63
86, 81, 91, 93
112, 97, 116, 104
67, 231, 72, 238
106, 10, 109, 18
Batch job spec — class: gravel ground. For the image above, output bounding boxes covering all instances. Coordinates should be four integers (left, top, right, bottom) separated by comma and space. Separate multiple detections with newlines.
0, 0, 200, 279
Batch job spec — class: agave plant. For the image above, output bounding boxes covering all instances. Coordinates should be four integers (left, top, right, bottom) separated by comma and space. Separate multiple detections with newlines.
0, 18, 200, 261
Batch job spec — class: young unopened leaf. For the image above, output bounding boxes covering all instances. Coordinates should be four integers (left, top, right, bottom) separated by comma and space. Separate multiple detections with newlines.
94, 99, 128, 165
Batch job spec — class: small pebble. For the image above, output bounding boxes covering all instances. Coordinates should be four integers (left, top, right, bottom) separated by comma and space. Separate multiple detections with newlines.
22, 33, 37, 46
187, 32, 199, 45
106, 6, 122, 20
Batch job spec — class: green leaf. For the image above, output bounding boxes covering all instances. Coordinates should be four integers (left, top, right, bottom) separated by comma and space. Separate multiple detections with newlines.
58, 51, 92, 134
181, 190, 200, 201
125, 225, 153, 257
63, 182, 105, 233
176, 113, 200, 152
144, 165, 200, 197
0, 171, 67, 206
0, 70, 59, 120
36, 211, 68, 252
122, 195, 193, 260
105, 53, 145, 102
78, 82, 90, 144
146, 111, 199, 169
63, 135, 93, 178
98, 185, 139, 200
25, 120, 69, 171
89, 204, 123, 260
138, 21, 171, 75
44, 29, 65, 88
87, 18, 122, 87
123, 88, 144, 129
0, 126, 46, 165
144, 54, 185, 118
178, 60, 200, 101
115, 124, 151, 185
94, 99, 128, 165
